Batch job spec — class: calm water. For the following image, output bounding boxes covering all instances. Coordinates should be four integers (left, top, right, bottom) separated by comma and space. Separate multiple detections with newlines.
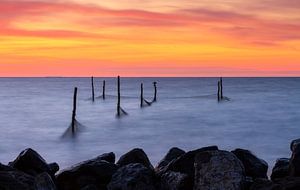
0, 77, 299, 172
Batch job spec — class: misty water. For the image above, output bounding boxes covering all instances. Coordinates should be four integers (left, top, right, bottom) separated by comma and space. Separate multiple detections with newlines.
0, 77, 299, 173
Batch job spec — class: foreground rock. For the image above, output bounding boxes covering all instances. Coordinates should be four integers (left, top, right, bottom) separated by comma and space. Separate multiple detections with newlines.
0, 171, 35, 190
117, 148, 154, 170
159, 146, 218, 189
232, 148, 268, 179
194, 150, 245, 190
271, 158, 290, 180
249, 178, 282, 190
160, 171, 189, 190
35, 172, 57, 190
290, 139, 300, 177
155, 147, 185, 172
107, 163, 157, 190
56, 156, 118, 190
9, 148, 59, 177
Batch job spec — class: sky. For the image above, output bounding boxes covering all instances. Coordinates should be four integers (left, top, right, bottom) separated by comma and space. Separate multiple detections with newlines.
0, 0, 300, 76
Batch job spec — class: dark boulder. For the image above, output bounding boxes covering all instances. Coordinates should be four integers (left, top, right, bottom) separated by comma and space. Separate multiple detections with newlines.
274, 177, 300, 190
156, 147, 185, 172
116, 148, 154, 170
107, 163, 157, 190
160, 171, 189, 190
35, 172, 57, 190
56, 159, 118, 190
48, 163, 59, 176
232, 148, 268, 179
9, 148, 55, 177
271, 158, 290, 180
0, 171, 35, 190
250, 178, 283, 190
0, 163, 15, 171
194, 150, 245, 190
158, 146, 218, 189
97, 152, 115, 163
290, 139, 300, 152
290, 140, 300, 177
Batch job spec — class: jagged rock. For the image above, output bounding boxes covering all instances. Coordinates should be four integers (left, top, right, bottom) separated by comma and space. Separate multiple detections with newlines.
158, 146, 218, 189
80, 184, 98, 190
271, 158, 290, 180
156, 147, 185, 172
116, 148, 154, 170
97, 152, 115, 163
232, 148, 268, 179
194, 150, 245, 190
0, 171, 35, 190
0, 163, 15, 171
290, 139, 300, 177
274, 177, 300, 190
107, 163, 157, 190
56, 159, 118, 190
250, 178, 282, 190
9, 148, 55, 176
48, 163, 59, 176
35, 172, 57, 190
160, 171, 189, 190
290, 139, 300, 152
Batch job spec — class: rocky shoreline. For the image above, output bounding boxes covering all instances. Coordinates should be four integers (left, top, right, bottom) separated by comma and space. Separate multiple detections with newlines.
1, 139, 300, 190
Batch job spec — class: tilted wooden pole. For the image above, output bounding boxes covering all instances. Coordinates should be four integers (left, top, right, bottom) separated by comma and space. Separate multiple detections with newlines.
71, 87, 78, 133
153, 82, 157, 102
220, 77, 223, 99
217, 81, 220, 101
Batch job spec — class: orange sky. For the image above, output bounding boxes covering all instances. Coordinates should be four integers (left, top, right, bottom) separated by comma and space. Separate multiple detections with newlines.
0, 0, 300, 76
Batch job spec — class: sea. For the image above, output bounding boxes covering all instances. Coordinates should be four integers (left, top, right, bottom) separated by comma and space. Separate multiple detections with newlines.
0, 77, 299, 173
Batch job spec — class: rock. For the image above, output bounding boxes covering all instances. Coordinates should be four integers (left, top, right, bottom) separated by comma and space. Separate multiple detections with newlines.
56, 159, 118, 190
0, 163, 15, 171
156, 147, 185, 172
160, 171, 189, 190
290, 140, 300, 176
290, 139, 300, 152
107, 163, 157, 190
97, 152, 115, 163
250, 178, 282, 190
274, 177, 300, 190
80, 184, 98, 190
0, 171, 35, 190
159, 146, 218, 189
35, 172, 57, 190
271, 158, 290, 180
116, 148, 154, 170
9, 148, 53, 176
48, 163, 59, 175
232, 148, 268, 179
193, 150, 245, 190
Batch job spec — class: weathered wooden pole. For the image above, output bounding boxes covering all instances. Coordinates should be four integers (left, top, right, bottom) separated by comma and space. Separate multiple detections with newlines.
217, 81, 220, 101
153, 81, 157, 102
91, 76, 95, 102
102, 80, 106, 100
117, 76, 121, 116
220, 77, 223, 99
140, 83, 144, 107
71, 87, 78, 133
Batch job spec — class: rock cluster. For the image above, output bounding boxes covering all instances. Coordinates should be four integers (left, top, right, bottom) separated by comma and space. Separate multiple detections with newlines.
1, 139, 300, 189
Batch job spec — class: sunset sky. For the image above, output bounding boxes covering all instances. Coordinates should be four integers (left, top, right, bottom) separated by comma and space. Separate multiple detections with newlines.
1, 0, 300, 76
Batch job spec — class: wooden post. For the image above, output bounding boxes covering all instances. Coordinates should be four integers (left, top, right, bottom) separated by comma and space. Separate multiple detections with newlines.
102, 80, 106, 100
220, 77, 223, 99
71, 87, 77, 133
217, 81, 220, 101
91, 76, 95, 102
140, 83, 144, 107
153, 82, 157, 102
117, 76, 121, 116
